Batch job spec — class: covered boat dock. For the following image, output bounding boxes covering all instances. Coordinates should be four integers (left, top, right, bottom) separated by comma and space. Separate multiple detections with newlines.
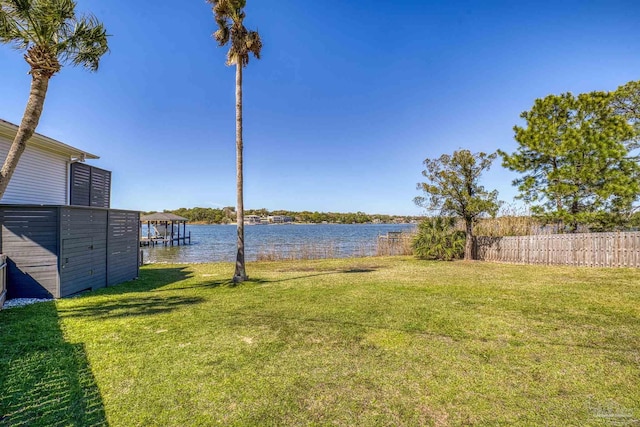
140, 212, 191, 246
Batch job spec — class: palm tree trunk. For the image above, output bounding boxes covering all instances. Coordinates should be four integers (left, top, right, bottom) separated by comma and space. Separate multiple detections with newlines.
233, 63, 248, 282
464, 219, 474, 261
0, 74, 50, 199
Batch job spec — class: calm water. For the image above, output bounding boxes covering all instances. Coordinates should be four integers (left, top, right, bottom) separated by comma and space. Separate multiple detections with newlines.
142, 223, 416, 263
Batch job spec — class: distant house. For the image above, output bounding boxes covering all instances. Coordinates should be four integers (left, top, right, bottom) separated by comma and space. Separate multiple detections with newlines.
268, 215, 293, 224
245, 215, 262, 225
0, 119, 139, 301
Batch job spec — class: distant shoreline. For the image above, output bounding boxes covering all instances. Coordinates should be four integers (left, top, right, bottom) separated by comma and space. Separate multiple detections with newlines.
186, 221, 418, 226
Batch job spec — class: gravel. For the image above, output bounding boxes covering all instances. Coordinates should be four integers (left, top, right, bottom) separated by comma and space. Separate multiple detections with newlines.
2, 298, 53, 309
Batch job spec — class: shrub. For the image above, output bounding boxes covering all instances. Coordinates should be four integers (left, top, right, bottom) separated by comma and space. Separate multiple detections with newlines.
412, 217, 465, 261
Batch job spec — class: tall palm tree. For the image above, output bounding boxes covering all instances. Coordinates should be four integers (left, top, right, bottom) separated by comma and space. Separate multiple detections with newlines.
208, 0, 262, 283
0, 0, 108, 199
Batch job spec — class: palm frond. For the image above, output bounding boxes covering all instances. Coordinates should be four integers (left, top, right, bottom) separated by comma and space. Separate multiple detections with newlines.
58, 14, 108, 71
0, 0, 108, 74
8, 0, 33, 21
245, 30, 261, 59
0, 0, 33, 48
208, 0, 262, 68
0, 6, 19, 42
213, 18, 229, 46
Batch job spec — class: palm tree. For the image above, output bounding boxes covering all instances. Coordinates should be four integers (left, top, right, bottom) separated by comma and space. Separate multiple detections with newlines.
208, 0, 262, 283
0, 0, 108, 198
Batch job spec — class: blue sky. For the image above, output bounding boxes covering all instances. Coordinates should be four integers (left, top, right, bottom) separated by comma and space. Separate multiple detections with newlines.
1, 0, 639, 215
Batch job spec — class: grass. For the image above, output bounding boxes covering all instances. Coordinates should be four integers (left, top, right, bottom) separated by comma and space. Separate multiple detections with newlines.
1, 257, 639, 426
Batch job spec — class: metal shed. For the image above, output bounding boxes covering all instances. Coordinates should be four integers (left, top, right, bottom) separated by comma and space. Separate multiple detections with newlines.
0, 205, 140, 299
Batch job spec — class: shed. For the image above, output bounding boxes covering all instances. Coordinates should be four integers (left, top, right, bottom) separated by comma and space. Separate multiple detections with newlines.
0, 118, 140, 300
0, 205, 140, 299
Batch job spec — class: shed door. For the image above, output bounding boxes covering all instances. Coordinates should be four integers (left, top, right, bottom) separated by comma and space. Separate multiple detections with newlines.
61, 237, 106, 296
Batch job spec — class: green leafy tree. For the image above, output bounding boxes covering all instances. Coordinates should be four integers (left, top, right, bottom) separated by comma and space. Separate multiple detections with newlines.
499, 89, 640, 231
208, 0, 262, 282
0, 0, 108, 199
415, 149, 500, 260
611, 80, 640, 154
412, 216, 465, 261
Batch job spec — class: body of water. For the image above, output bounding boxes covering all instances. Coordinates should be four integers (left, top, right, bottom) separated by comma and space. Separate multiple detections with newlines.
142, 223, 416, 263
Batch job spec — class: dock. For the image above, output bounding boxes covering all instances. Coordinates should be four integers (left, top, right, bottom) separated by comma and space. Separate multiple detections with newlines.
140, 234, 191, 246
140, 212, 192, 247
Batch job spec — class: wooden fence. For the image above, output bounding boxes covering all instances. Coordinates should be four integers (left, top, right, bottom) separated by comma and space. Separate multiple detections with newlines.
475, 232, 640, 267
0, 255, 6, 308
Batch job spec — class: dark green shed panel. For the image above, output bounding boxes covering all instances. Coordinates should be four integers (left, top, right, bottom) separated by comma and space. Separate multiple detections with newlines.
107, 210, 140, 286
0, 205, 139, 298
60, 208, 108, 297
0, 206, 59, 298
70, 163, 111, 208
70, 163, 91, 206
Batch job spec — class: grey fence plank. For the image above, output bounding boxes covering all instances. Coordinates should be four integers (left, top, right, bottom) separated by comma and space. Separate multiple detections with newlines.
475, 232, 640, 268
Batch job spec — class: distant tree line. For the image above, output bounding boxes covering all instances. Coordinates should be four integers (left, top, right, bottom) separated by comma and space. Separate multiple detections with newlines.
142, 207, 422, 225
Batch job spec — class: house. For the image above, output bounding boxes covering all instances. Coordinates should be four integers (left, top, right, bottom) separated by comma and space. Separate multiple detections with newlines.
268, 215, 293, 224
0, 119, 140, 300
245, 215, 262, 225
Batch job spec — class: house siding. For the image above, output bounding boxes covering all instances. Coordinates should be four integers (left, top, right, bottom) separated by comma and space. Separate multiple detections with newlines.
0, 135, 69, 205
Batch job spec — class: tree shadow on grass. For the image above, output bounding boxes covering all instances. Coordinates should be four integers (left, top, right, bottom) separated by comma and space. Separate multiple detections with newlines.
57, 295, 206, 320
0, 302, 107, 427
53, 267, 206, 320
245, 267, 379, 286
105, 266, 194, 294
149, 268, 380, 292
150, 278, 235, 292
78, 265, 380, 298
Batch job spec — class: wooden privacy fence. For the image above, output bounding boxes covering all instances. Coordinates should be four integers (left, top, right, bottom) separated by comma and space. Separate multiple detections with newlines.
475, 232, 640, 267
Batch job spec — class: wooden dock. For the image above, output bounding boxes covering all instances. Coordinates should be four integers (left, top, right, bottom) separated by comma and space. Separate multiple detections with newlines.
140, 212, 192, 247
140, 232, 191, 247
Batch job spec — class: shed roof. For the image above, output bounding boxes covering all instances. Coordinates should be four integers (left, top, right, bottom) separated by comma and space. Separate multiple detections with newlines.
141, 212, 188, 222
0, 118, 99, 160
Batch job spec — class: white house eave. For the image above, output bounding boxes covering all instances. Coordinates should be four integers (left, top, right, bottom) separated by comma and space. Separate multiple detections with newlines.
0, 118, 99, 161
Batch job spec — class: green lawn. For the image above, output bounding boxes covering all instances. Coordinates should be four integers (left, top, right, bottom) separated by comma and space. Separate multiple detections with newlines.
1, 257, 639, 426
